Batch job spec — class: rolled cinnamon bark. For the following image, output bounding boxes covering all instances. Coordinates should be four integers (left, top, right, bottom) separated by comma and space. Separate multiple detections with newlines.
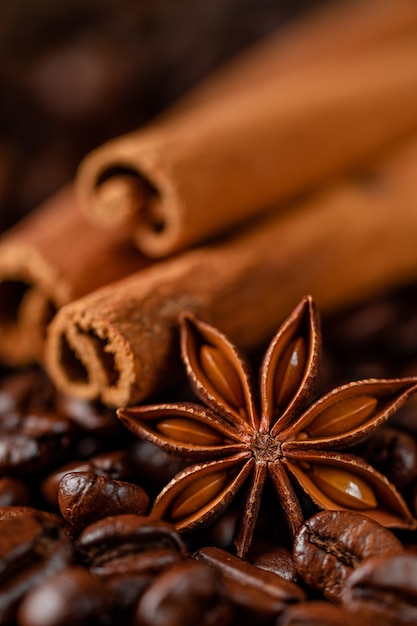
76, 4, 417, 258
171, 0, 417, 117
46, 135, 417, 407
0, 185, 149, 366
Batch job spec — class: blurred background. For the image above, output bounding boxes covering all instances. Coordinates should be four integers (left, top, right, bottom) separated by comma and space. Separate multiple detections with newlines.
0, 0, 330, 232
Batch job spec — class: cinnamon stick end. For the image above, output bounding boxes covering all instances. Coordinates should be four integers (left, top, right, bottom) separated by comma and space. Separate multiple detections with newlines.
92, 173, 148, 227
0, 246, 67, 366
45, 304, 143, 408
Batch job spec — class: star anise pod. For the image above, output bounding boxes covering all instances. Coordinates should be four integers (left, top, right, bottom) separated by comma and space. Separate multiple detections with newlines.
118, 296, 417, 556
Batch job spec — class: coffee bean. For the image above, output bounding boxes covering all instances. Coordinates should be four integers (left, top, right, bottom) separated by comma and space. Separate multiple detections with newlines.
390, 394, 417, 437
134, 560, 233, 626
0, 507, 73, 624
0, 477, 30, 506
248, 542, 297, 582
17, 566, 110, 626
342, 553, 417, 626
0, 370, 55, 416
206, 507, 240, 551
0, 372, 34, 415
293, 510, 404, 601
57, 471, 149, 531
0, 505, 62, 525
76, 514, 187, 612
76, 515, 186, 574
56, 394, 119, 436
103, 548, 185, 614
0, 411, 74, 475
41, 450, 134, 507
276, 600, 366, 626
195, 546, 305, 622
77, 514, 186, 568
129, 440, 187, 496
362, 426, 417, 490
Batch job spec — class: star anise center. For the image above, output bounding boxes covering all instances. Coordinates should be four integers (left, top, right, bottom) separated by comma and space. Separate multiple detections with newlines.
251, 432, 282, 463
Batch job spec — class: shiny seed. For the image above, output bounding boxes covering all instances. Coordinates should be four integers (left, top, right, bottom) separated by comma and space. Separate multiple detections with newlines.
311, 465, 377, 510
170, 471, 228, 520
274, 337, 307, 408
200, 345, 245, 411
156, 417, 223, 446
307, 396, 378, 438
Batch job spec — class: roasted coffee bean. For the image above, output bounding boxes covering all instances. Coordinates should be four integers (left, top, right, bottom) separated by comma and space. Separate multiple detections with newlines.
19, 412, 73, 440
384, 314, 417, 360
0, 505, 62, 525
276, 600, 366, 626
58, 471, 149, 531
248, 542, 297, 582
293, 510, 404, 601
0, 507, 73, 624
0, 370, 55, 416
324, 299, 401, 348
17, 566, 110, 626
103, 548, 185, 614
0, 411, 74, 474
0, 372, 35, 416
362, 426, 417, 490
77, 514, 186, 570
56, 394, 119, 436
0, 477, 30, 506
389, 392, 417, 434
206, 507, 240, 551
77, 514, 187, 612
41, 450, 134, 507
342, 553, 417, 626
134, 560, 233, 626
195, 546, 305, 623
129, 440, 187, 496
94, 547, 184, 582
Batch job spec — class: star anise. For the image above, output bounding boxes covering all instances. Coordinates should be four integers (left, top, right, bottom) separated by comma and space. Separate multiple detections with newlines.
118, 296, 417, 556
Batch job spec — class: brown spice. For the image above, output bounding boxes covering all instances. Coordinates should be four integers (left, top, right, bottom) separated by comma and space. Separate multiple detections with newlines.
0, 184, 150, 366
171, 0, 417, 117
76, 30, 417, 257
45, 135, 417, 407
118, 298, 417, 556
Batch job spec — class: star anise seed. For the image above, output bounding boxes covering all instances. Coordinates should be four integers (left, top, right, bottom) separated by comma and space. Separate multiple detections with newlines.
118, 296, 417, 556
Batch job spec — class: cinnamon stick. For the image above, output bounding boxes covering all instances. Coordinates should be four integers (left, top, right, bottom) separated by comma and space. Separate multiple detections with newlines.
46, 135, 417, 407
171, 0, 417, 117
0, 185, 150, 366
76, 5, 417, 258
